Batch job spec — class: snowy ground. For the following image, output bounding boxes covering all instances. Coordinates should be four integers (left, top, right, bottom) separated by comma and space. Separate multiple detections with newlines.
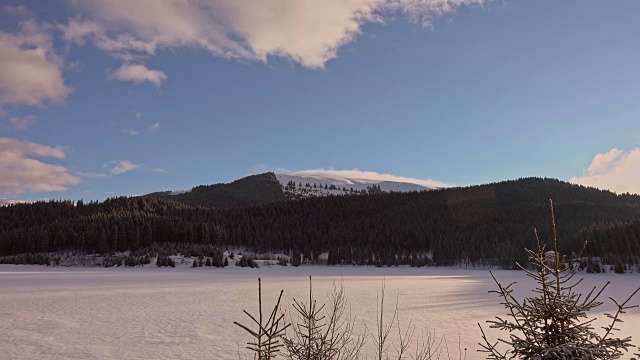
1, 265, 639, 359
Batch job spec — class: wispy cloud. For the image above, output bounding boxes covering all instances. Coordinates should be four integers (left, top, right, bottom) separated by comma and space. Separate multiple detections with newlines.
147, 122, 160, 132
108, 63, 167, 86
569, 148, 640, 195
76, 172, 108, 178
121, 128, 138, 136
103, 160, 140, 175
102, 160, 166, 175
253, 164, 271, 173
286, 168, 451, 188
252, 164, 291, 175
0, 137, 80, 194
8, 115, 37, 130
0, 5, 32, 17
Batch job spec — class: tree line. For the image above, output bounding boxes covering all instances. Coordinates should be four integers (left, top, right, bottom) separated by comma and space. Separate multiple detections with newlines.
2, 177, 640, 267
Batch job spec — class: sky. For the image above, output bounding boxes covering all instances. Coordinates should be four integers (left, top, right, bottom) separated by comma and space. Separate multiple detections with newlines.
1, 0, 640, 202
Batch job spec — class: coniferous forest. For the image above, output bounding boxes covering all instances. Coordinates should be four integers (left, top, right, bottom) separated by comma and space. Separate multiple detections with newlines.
2, 174, 640, 268
145, 172, 286, 208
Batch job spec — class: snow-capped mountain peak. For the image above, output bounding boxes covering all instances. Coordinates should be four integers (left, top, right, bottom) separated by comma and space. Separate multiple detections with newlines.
276, 170, 448, 197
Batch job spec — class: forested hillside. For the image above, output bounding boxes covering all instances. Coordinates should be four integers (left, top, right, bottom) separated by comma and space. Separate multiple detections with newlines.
145, 172, 286, 208
577, 218, 640, 260
2, 177, 640, 267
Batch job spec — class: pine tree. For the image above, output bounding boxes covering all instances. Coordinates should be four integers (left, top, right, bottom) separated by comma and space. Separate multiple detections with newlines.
234, 278, 288, 359
291, 251, 301, 267
479, 200, 640, 359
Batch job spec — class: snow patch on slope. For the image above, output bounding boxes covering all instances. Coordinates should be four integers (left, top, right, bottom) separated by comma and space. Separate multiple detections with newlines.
276, 169, 447, 194
0, 198, 29, 206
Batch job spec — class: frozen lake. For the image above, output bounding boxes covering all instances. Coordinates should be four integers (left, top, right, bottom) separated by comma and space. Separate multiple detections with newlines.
1, 265, 639, 359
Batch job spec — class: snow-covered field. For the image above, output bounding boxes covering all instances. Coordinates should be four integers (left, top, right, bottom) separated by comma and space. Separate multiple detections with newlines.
1, 265, 639, 359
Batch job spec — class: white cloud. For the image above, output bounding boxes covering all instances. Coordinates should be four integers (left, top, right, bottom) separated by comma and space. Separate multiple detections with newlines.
76, 172, 108, 178
121, 128, 138, 136
0, 137, 80, 194
104, 160, 140, 175
102, 160, 166, 175
584, 148, 623, 176
287, 168, 451, 188
62, 0, 488, 69
109, 63, 167, 86
569, 148, 640, 195
59, 17, 104, 45
135, 111, 142, 119
0, 20, 72, 112
8, 115, 37, 130
253, 164, 271, 173
147, 122, 160, 132
392, 0, 487, 26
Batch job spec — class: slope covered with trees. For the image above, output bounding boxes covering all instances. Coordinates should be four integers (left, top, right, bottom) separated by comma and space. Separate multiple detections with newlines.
145, 172, 286, 209
2, 177, 640, 267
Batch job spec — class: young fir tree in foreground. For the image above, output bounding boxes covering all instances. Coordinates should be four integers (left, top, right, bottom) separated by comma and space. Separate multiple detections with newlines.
479, 200, 640, 359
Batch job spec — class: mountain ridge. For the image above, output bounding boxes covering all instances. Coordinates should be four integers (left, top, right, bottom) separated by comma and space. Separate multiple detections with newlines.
143, 172, 437, 209
145, 172, 286, 208
145, 171, 442, 207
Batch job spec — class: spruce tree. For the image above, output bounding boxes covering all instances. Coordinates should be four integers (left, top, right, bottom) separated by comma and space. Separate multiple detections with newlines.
479, 200, 640, 359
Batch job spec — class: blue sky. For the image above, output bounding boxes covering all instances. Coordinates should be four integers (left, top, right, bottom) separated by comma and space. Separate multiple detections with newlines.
1, 0, 640, 202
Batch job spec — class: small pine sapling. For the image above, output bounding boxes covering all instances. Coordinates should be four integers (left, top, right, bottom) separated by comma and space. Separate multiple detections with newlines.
283, 277, 366, 360
478, 200, 640, 359
235, 278, 290, 359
